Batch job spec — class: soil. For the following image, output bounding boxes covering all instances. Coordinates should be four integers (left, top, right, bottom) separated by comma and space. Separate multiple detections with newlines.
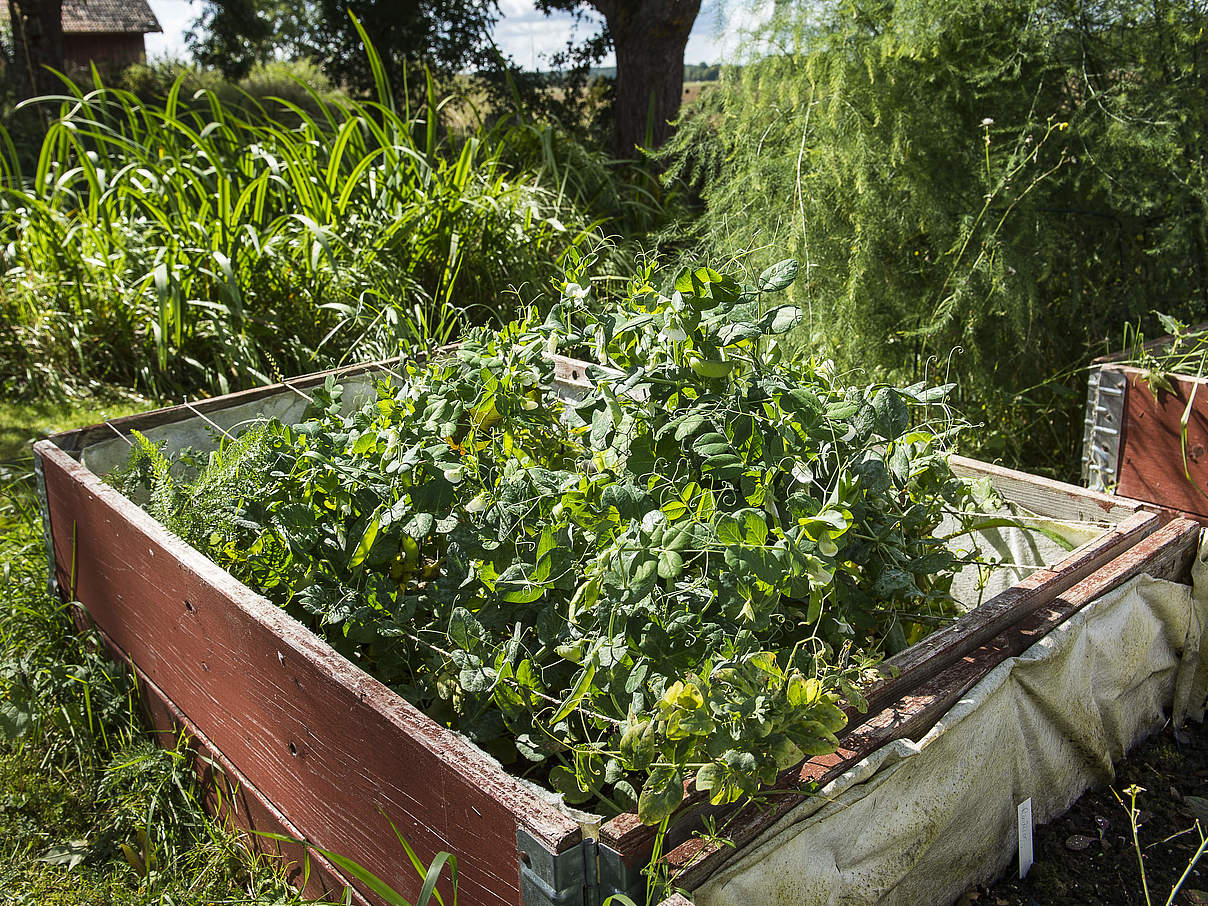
973, 717, 1208, 906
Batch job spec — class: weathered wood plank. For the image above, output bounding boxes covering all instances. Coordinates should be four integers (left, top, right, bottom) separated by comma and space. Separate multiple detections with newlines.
950, 454, 1144, 522
1114, 366, 1208, 520
108, 624, 364, 903
660, 517, 1200, 893
37, 441, 582, 906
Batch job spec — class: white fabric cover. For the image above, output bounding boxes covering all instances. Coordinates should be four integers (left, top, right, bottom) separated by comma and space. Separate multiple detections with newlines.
695, 538, 1208, 906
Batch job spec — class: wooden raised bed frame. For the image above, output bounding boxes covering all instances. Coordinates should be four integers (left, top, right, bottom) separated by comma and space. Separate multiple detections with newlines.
33, 355, 1197, 906
1085, 361, 1208, 521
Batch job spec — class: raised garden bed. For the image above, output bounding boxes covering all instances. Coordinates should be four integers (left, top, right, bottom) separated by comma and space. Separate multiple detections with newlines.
1084, 361, 1208, 522
31, 350, 1203, 906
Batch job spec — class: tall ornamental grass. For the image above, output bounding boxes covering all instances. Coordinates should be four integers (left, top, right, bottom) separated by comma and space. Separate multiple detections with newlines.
0, 36, 607, 401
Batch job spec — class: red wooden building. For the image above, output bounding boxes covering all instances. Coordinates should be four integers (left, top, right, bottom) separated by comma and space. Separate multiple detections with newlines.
4, 0, 162, 71
62, 0, 161, 68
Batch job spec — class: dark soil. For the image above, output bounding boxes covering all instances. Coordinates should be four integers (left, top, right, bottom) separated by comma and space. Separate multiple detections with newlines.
972, 717, 1208, 906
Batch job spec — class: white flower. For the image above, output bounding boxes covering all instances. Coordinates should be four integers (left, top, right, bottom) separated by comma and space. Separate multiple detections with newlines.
563, 282, 590, 302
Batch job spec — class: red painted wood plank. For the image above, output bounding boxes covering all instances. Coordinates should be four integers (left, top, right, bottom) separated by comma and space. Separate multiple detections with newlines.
108, 625, 363, 904
37, 441, 582, 906
1116, 367, 1208, 520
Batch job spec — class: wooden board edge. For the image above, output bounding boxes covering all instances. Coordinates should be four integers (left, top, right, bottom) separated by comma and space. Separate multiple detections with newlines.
105, 618, 373, 905
33, 439, 584, 854
950, 453, 1145, 520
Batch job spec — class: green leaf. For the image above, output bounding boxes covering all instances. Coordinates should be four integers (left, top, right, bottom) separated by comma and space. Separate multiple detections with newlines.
638, 766, 684, 825
800, 509, 848, 541
501, 584, 545, 605
814, 699, 848, 733
951, 517, 1077, 551
743, 510, 769, 546
825, 400, 860, 419
716, 513, 743, 545
757, 304, 803, 335
674, 413, 708, 441
632, 557, 659, 591
246, 830, 419, 906
872, 387, 910, 439
716, 321, 763, 346
662, 499, 688, 521
693, 432, 733, 458
704, 453, 745, 478
695, 762, 722, 792
530, 553, 553, 583
0, 700, 31, 740
873, 568, 918, 601
417, 851, 457, 906
535, 525, 556, 560
619, 717, 656, 771
448, 607, 482, 650
889, 444, 912, 481
758, 258, 800, 292
405, 512, 435, 538
658, 549, 684, 580
549, 765, 592, 804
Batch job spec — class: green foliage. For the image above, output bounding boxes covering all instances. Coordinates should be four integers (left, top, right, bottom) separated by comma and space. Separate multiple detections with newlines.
1119, 312, 1208, 392
118, 257, 983, 822
186, 0, 327, 82
187, 0, 501, 93
119, 57, 346, 120
663, 0, 1208, 478
0, 49, 610, 401
682, 63, 721, 83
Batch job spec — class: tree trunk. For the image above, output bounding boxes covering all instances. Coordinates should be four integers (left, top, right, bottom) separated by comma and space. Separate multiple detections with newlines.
8, 0, 64, 99
599, 0, 701, 156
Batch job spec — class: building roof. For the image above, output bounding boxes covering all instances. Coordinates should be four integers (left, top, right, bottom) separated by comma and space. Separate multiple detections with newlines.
4, 0, 163, 35
60, 0, 162, 35
0, 1, 162, 34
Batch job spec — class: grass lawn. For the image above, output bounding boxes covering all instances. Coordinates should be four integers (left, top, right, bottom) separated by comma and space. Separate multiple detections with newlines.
0, 393, 152, 463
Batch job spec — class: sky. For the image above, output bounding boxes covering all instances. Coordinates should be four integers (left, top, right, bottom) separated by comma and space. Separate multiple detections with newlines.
144, 1, 750, 70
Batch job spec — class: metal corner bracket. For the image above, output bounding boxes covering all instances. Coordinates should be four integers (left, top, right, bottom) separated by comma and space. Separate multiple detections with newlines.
517, 829, 646, 906
1082, 365, 1127, 493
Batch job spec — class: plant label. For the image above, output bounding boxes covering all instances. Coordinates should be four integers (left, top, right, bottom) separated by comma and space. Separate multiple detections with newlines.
1018, 797, 1034, 878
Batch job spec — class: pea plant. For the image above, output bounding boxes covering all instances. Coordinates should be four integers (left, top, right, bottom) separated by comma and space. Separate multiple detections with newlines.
115, 258, 986, 826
